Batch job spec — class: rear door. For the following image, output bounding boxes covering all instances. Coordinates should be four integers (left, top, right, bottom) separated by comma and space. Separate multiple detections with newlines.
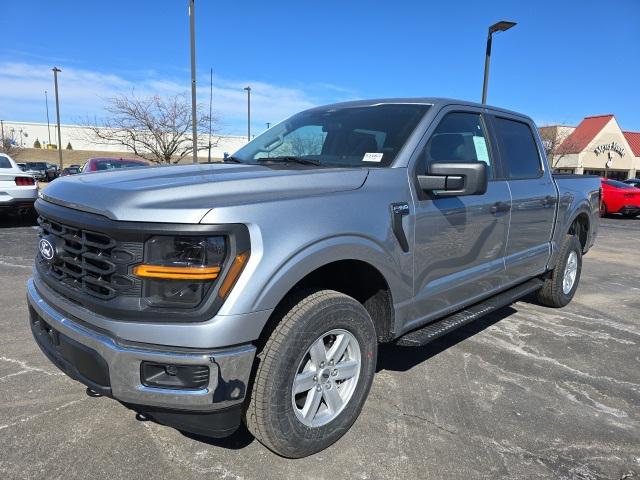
407, 107, 511, 330
489, 115, 557, 283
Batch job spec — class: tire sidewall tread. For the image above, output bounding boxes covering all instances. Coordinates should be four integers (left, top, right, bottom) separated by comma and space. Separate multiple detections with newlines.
245, 289, 377, 458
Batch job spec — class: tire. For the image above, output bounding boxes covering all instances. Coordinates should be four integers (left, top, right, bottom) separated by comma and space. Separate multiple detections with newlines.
599, 201, 608, 217
244, 289, 377, 458
537, 235, 582, 308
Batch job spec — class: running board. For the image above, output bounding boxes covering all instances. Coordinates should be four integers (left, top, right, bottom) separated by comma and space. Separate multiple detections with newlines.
395, 278, 543, 347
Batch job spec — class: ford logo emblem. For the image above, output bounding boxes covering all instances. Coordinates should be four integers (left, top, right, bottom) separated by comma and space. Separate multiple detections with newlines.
39, 238, 56, 262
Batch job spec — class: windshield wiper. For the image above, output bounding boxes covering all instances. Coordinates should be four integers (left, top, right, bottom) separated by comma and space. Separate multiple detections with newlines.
256, 156, 321, 166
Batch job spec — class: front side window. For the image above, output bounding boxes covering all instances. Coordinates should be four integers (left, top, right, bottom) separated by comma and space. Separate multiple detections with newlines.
422, 112, 493, 178
494, 117, 542, 180
233, 104, 430, 168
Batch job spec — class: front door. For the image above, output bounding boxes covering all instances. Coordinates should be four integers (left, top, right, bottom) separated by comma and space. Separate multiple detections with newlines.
407, 109, 511, 331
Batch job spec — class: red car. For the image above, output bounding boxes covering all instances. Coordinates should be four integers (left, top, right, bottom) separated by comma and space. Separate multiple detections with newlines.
82, 157, 149, 173
600, 178, 640, 218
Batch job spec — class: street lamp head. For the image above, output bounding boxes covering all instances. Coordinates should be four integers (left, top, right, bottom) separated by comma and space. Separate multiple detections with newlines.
244, 86, 251, 92
489, 20, 517, 35
52, 67, 62, 73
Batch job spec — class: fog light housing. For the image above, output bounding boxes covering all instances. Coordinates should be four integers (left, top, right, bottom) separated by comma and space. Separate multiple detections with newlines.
141, 362, 210, 390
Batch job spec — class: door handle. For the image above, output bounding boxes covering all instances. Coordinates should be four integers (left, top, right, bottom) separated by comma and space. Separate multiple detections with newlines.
542, 195, 557, 206
490, 201, 511, 214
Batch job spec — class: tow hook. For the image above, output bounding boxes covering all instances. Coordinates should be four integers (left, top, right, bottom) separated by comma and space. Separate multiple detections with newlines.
85, 387, 103, 398
135, 412, 149, 422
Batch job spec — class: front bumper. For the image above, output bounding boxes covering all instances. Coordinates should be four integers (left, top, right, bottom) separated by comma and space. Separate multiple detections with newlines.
27, 278, 256, 413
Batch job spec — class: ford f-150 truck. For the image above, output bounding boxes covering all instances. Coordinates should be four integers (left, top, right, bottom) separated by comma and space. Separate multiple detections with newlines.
27, 98, 599, 458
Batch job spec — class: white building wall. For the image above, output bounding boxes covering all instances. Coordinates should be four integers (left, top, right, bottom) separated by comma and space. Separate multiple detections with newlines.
0, 120, 247, 159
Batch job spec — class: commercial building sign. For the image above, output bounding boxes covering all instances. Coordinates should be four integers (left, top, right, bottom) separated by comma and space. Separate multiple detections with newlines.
594, 142, 625, 158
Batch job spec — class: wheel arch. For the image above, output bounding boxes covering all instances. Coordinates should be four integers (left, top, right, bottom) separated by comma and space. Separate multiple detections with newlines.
252, 237, 402, 345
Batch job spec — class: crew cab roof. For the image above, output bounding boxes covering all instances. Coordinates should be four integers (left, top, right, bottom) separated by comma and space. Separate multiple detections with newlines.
305, 97, 533, 123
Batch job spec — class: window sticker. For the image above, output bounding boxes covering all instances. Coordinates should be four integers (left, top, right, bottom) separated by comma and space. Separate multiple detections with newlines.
472, 136, 490, 164
362, 152, 384, 162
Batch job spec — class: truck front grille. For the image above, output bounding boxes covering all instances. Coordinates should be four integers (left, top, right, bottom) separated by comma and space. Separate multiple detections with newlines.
36, 215, 143, 300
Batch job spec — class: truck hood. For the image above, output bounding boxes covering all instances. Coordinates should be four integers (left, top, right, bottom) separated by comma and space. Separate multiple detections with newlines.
40, 163, 369, 223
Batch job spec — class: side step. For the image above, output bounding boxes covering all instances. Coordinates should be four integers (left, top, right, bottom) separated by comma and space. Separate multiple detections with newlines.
395, 278, 543, 347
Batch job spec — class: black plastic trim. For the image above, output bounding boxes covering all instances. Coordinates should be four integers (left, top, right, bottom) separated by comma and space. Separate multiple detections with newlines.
122, 402, 242, 438
29, 306, 112, 395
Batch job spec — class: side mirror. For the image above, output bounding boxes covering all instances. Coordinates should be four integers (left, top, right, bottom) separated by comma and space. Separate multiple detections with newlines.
418, 162, 488, 197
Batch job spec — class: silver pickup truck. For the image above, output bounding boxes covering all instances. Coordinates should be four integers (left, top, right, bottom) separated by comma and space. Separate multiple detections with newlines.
27, 98, 599, 458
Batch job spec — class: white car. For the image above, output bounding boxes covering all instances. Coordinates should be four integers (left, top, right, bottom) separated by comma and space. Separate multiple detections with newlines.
0, 153, 38, 216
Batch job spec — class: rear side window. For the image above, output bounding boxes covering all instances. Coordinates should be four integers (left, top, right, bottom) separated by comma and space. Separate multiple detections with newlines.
494, 117, 542, 179
0, 156, 12, 168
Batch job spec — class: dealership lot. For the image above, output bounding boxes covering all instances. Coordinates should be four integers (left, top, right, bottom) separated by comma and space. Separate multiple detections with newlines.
1, 217, 638, 480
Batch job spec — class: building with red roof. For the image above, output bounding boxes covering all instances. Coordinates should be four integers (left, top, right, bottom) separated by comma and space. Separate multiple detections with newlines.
542, 115, 639, 180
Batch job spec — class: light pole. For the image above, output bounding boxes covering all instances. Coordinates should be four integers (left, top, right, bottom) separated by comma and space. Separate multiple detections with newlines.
208, 67, 213, 162
45, 90, 52, 146
189, 0, 198, 163
481, 20, 516, 104
244, 86, 251, 141
266, 122, 271, 130
52, 67, 63, 169
0, 120, 4, 147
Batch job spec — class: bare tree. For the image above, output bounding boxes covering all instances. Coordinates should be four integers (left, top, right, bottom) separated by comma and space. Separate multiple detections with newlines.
86, 93, 218, 164
538, 125, 579, 169
0, 129, 22, 159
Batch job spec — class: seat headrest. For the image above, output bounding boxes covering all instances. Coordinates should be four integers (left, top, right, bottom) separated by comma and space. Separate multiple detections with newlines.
429, 133, 465, 161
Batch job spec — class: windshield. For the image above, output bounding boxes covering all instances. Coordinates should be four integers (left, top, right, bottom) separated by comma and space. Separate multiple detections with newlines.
604, 179, 634, 189
28, 162, 47, 169
233, 104, 430, 168
95, 160, 146, 170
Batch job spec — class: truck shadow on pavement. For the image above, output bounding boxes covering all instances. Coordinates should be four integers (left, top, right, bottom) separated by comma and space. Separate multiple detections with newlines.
180, 424, 256, 450
175, 306, 519, 451
377, 306, 517, 372
0, 214, 38, 228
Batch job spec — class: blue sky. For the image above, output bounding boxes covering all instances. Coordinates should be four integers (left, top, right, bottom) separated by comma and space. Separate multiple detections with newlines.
1, 0, 639, 135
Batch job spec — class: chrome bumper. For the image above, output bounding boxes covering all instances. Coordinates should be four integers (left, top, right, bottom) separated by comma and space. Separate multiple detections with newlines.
27, 279, 256, 411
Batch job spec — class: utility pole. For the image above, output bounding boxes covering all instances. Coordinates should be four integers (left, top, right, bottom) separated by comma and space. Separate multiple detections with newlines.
0, 120, 4, 148
52, 67, 63, 169
481, 21, 516, 104
208, 67, 213, 162
189, 0, 198, 163
244, 86, 251, 141
45, 90, 52, 145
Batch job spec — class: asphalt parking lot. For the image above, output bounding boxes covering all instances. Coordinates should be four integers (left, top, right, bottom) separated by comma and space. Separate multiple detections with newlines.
1, 215, 638, 480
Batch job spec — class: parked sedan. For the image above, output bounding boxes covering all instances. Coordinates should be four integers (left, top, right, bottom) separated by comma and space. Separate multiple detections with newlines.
60, 166, 80, 176
624, 178, 640, 188
82, 157, 149, 173
0, 153, 38, 216
600, 178, 640, 218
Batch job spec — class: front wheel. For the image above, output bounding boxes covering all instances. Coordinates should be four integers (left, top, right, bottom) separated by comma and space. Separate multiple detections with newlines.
244, 290, 377, 458
537, 234, 582, 308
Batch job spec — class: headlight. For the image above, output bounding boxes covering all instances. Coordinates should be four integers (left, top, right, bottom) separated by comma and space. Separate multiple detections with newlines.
134, 236, 227, 308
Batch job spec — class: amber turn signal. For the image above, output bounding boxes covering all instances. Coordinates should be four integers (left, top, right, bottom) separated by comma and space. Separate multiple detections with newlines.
133, 264, 221, 280
218, 251, 250, 299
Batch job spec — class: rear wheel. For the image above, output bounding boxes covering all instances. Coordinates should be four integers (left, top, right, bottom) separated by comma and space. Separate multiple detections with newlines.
537, 234, 582, 308
244, 289, 377, 458
599, 201, 608, 217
